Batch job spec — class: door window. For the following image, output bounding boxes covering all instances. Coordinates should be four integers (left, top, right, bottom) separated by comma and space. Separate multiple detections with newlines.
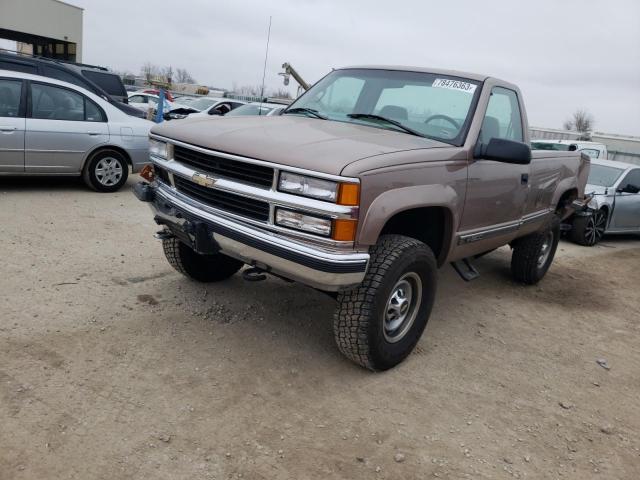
580, 148, 600, 158
620, 169, 640, 191
128, 95, 147, 104
0, 79, 22, 117
480, 87, 523, 143
31, 83, 101, 121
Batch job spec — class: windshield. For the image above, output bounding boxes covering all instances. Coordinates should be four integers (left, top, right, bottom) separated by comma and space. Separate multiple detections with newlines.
531, 142, 571, 151
588, 164, 625, 187
285, 69, 481, 145
189, 98, 217, 111
227, 104, 275, 116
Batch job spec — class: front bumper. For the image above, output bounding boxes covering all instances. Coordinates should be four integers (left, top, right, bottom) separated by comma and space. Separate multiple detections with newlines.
134, 182, 369, 291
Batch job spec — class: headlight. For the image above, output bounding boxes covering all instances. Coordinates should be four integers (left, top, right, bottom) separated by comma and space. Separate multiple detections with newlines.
279, 172, 338, 202
275, 209, 332, 237
278, 172, 360, 205
149, 138, 168, 159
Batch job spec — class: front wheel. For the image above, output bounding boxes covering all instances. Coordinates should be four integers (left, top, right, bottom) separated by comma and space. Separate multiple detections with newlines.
162, 238, 244, 282
82, 149, 129, 192
511, 217, 560, 285
333, 235, 437, 371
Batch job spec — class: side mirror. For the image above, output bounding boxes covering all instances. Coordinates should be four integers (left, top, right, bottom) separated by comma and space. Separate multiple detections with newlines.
477, 138, 531, 165
617, 183, 640, 194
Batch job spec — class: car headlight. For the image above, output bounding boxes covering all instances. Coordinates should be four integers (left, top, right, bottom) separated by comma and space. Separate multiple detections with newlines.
149, 138, 168, 159
275, 208, 332, 237
278, 171, 359, 205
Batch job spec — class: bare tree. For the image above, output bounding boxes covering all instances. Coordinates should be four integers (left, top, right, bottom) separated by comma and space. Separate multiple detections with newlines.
270, 87, 291, 99
563, 109, 594, 133
175, 68, 196, 84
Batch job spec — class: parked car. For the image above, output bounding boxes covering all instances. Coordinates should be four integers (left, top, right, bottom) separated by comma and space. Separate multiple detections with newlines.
532, 139, 608, 159
567, 159, 640, 245
225, 102, 287, 117
128, 92, 177, 115
0, 52, 143, 118
167, 97, 246, 119
134, 65, 589, 370
0, 70, 152, 192
61, 62, 129, 104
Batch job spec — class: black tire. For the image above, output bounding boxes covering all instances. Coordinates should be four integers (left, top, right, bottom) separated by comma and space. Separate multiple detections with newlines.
570, 209, 607, 246
333, 235, 437, 371
511, 216, 560, 285
82, 149, 129, 192
162, 237, 244, 282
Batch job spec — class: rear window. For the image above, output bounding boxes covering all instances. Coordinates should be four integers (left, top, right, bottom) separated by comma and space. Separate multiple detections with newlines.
531, 142, 571, 151
82, 70, 126, 97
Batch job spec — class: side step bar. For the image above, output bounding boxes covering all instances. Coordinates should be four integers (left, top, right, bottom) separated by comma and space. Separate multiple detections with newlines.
451, 258, 480, 281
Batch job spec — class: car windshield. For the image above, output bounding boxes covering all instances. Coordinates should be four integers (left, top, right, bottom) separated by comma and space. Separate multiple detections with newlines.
189, 98, 217, 111
588, 164, 625, 187
531, 142, 571, 151
285, 69, 481, 145
226, 104, 275, 116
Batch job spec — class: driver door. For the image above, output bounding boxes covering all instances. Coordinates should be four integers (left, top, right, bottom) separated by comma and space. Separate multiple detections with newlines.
458, 87, 530, 252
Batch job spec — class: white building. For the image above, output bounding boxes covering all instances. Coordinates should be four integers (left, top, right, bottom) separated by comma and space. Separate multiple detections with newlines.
0, 0, 83, 61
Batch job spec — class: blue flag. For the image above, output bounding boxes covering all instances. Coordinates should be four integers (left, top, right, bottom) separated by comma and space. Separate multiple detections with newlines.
155, 89, 165, 123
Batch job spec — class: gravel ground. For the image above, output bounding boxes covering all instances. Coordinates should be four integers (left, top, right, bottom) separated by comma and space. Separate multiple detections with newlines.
1, 176, 639, 480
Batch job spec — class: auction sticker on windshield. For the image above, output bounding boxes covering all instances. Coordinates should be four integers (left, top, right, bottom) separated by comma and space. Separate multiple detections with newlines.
432, 78, 477, 94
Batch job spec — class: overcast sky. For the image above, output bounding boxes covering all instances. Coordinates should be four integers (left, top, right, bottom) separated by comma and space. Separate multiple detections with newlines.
69, 0, 640, 135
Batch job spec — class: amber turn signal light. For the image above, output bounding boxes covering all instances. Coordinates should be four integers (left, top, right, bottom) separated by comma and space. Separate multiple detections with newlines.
337, 183, 360, 206
140, 164, 155, 183
332, 219, 357, 241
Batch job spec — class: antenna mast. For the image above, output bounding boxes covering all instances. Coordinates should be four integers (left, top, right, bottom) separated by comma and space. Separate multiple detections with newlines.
259, 16, 272, 103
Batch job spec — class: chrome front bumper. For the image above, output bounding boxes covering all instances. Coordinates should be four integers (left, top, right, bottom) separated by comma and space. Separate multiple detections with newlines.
135, 182, 370, 291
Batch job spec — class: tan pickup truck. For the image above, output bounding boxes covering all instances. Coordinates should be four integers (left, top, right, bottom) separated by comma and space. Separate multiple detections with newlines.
134, 66, 589, 370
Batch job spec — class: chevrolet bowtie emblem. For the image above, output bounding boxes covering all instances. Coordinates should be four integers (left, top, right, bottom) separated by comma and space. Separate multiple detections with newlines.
192, 172, 216, 187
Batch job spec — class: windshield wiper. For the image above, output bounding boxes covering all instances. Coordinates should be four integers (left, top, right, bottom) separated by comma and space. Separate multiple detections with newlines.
347, 113, 425, 137
283, 107, 328, 120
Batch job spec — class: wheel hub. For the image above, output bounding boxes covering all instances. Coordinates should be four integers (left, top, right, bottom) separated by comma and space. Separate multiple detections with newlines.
383, 272, 423, 343
95, 157, 123, 186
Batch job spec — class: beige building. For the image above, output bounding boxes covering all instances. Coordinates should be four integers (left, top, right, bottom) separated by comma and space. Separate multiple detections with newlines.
0, 0, 83, 61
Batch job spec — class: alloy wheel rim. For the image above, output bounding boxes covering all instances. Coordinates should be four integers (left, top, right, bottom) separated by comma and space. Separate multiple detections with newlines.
95, 157, 123, 186
383, 272, 422, 343
584, 211, 606, 245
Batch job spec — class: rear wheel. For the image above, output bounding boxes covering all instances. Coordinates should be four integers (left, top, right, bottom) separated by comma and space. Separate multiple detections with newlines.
570, 209, 607, 246
83, 149, 129, 192
162, 238, 244, 282
511, 216, 560, 285
333, 235, 437, 371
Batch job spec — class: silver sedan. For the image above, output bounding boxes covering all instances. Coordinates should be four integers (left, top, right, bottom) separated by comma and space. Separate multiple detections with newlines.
0, 70, 152, 192
569, 159, 640, 245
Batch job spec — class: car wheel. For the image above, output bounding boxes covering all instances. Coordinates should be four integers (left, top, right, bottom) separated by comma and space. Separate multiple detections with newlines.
570, 209, 607, 246
333, 235, 437, 371
83, 149, 129, 192
162, 238, 244, 282
511, 216, 560, 285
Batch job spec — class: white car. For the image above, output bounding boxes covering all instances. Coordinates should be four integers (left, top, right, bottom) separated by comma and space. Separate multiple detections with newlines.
180, 97, 246, 119
0, 70, 152, 192
532, 139, 608, 159
128, 92, 182, 115
225, 102, 287, 117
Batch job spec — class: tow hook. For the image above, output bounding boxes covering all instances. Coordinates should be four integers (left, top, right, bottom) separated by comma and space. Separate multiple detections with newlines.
242, 267, 268, 282
153, 229, 174, 240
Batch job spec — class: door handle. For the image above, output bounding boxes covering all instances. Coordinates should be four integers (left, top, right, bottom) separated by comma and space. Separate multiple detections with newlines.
521, 173, 529, 185
87, 131, 100, 136
0, 126, 17, 132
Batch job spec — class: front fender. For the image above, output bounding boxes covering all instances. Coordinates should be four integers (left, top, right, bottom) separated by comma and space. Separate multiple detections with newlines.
358, 184, 460, 246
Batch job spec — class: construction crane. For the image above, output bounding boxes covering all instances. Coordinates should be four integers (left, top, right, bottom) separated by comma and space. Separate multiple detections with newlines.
279, 62, 310, 93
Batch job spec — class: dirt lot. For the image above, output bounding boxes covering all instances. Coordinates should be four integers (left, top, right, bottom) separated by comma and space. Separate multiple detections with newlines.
1, 176, 639, 480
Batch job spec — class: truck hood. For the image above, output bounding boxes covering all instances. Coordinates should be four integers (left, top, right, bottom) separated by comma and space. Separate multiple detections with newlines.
151, 115, 448, 175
